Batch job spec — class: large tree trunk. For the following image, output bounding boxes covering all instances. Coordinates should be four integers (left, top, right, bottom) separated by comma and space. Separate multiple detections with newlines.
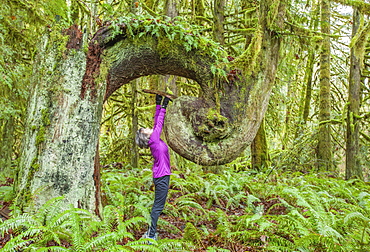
17, 0, 285, 212
16, 26, 105, 214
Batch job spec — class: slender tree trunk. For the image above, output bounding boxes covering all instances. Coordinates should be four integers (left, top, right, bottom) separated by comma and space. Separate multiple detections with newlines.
129, 0, 139, 168
294, 4, 319, 148
0, 117, 15, 174
302, 50, 315, 124
282, 79, 293, 150
131, 80, 139, 168
251, 119, 270, 171
317, 0, 333, 172
162, 0, 179, 94
165, 0, 179, 18
213, 0, 225, 45
346, 8, 364, 180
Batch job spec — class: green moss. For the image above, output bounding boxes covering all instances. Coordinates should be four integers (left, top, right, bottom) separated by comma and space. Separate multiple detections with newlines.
31, 157, 40, 171
41, 108, 51, 126
35, 126, 46, 146
232, 29, 263, 75
46, 24, 83, 68
48, 28, 70, 57
15, 157, 39, 211
206, 107, 227, 123
35, 108, 51, 146
196, 107, 230, 142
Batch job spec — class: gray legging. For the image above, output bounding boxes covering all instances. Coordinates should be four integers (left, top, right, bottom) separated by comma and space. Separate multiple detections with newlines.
148, 175, 170, 238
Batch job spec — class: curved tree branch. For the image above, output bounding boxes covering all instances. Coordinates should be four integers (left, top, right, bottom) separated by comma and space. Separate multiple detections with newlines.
91, 4, 284, 165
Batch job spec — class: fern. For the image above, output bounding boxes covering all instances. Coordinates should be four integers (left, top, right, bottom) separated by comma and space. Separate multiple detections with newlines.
183, 222, 203, 247
35, 246, 70, 251
295, 233, 345, 252
206, 247, 230, 252
214, 209, 232, 239
344, 211, 370, 250
157, 238, 194, 251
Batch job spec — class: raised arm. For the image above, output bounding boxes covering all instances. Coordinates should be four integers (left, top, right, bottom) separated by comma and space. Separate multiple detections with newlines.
153, 94, 163, 128
151, 108, 166, 142
151, 97, 171, 142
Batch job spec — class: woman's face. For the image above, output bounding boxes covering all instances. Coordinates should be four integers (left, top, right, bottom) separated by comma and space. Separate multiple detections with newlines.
141, 128, 153, 136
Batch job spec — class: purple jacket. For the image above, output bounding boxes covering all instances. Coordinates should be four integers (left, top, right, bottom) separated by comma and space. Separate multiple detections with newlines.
148, 105, 171, 178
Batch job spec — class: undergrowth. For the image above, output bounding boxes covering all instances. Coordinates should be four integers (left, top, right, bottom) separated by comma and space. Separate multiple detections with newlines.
1, 164, 370, 251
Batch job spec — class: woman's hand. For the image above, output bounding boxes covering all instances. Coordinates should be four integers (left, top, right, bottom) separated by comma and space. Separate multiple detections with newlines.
161, 97, 172, 108
156, 94, 163, 105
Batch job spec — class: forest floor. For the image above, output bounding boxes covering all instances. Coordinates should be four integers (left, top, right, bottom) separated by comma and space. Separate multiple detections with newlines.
0, 176, 260, 251
1, 168, 368, 251
0, 175, 266, 251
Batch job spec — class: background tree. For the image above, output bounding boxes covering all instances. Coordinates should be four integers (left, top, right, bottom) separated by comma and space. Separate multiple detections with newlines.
317, 0, 333, 172
346, 5, 369, 180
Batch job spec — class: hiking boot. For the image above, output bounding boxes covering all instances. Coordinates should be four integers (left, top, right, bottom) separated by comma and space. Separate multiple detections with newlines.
141, 231, 157, 245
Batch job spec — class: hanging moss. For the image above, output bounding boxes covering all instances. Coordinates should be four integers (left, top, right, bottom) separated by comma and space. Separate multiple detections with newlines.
231, 29, 263, 75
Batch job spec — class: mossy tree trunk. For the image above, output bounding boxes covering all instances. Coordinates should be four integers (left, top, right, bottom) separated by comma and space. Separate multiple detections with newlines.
301, 4, 319, 125
130, 80, 139, 168
302, 50, 315, 124
164, 0, 285, 165
251, 119, 270, 171
0, 117, 15, 174
213, 0, 225, 45
16, 26, 105, 214
346, 8, 364, 180
164, 0, 179, 18
317, 0, 333, 172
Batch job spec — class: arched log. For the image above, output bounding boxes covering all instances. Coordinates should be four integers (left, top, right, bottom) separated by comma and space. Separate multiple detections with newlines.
96, 21, 281, 166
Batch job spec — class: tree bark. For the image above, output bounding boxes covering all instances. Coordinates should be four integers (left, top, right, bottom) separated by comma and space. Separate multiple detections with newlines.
251, 119, 270, 171
346, 8, 364, 180
0, 117, 15, 174
213, 0, 225, 45
317, 0, 333, 172
164, 0, 179, 18
130, 80, 139, 168
16, 26, 104, 214
302, 50, 315, 124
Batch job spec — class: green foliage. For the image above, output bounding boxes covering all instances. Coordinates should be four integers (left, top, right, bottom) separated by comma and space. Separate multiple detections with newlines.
107, 13, 228, 76
183, 222, 203, 246
2, 166, 370, 251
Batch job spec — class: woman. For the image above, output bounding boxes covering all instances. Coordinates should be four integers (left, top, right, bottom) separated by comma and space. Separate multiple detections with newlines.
135, 94, 172, 241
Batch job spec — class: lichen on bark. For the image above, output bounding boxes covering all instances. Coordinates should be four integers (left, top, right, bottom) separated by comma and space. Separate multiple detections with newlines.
17, 25, 104, 214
